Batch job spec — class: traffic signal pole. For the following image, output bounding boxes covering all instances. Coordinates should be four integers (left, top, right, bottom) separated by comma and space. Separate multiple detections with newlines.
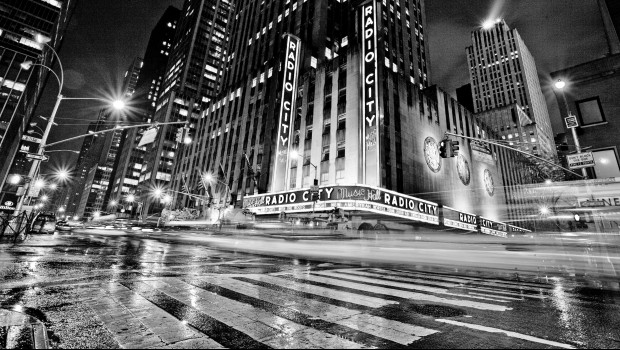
444, 132, 585, 179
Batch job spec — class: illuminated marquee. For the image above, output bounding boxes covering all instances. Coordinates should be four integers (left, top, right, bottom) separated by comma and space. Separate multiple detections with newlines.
272, 34, 301, 192
243, 185, 440, 225
361, 1, 380, 185
443, 206, 478, 232
479, 216, 508, 238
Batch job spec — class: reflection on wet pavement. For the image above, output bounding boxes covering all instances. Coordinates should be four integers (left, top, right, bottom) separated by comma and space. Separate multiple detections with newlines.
1, 231, 619, 348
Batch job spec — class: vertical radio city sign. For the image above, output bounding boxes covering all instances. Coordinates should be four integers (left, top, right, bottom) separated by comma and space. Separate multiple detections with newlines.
361, 1, 380, 186
273, 34, 301, 192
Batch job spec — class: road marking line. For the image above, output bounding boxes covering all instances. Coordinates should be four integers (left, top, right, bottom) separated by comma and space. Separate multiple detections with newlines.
141, 278, 371, 349
384, 268, 553, 292
314, 270, 511, 304
357, 269, 544, 300
246, 275, 397, 308
435, 319, 576, 349
202, 276, 438, 345
297, 273, 511, 311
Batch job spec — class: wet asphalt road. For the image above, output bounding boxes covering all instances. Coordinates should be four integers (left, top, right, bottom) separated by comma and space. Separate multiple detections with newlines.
1, 229, 620, 349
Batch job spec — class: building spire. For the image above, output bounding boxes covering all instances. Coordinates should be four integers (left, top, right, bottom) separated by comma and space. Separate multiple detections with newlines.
598, 0, 620, 55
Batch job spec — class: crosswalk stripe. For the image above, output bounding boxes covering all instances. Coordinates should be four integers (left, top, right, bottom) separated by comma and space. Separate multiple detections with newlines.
435, 319, 576, 349
88, 283, 224, 349
352, 269, 544, 300
314, 270, 512, 303
137, 278, 362, 349
381, 269, 552, 293
197, 275, 438, 345
182, 277, 412, 348
121, 281, 272, 349
293, 273, 511, 311
242, 274, 397, 308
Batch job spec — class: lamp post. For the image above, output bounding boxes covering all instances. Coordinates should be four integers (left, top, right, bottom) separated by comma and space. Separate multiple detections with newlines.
290, 150, 319, 213
14, 34, 126, 214
554, 79, 588, 179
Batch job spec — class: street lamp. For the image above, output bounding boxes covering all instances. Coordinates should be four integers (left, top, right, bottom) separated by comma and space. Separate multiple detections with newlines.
290, 150, 318, 187
554, 78, 587, 179
14, 34, 127, 215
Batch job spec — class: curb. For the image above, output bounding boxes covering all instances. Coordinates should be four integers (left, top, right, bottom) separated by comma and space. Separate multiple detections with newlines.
0, 308, 49, 349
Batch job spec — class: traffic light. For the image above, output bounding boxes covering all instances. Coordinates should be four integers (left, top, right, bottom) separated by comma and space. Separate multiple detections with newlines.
175, 127, 184, 143
439, 139, 452, 158
311, 192, 319, 201
451, 141, 460, 157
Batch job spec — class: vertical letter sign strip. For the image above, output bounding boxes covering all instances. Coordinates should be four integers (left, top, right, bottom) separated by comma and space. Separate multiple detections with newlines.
273, 34, 301, 192
362, 1, 380, 186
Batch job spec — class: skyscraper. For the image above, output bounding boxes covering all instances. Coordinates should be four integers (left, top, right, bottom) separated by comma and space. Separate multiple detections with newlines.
108, 7, 180, 208
0, 0, 76, 210
466, 19, 556, 160
170, 0, 517, 227
138, 0, 233, 217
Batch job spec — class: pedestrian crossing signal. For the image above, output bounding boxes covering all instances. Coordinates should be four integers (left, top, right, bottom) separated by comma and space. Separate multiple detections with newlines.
439, 139, 452, 158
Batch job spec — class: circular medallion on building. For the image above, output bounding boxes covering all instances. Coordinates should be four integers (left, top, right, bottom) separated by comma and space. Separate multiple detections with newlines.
457, 154, 471, 186
484, 169, 495, 197
424, 137, 441, 173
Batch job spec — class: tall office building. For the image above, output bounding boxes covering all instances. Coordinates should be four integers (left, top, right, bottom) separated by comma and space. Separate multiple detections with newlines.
169, 0, 528, 229
65, 115, 111, 216
138, 0, 233, 216
102, 58, 143, 208
108, 7, 180, 207
0, 0, 77, 210
70, 59, 143, 218
174, 0, 432, 205
466, 19, 556, 160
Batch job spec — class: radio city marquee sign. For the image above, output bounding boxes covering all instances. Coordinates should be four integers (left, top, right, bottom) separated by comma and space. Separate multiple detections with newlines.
243, 185, 440, 225
443, 206, 477, 232
272, 34, 301, 192
479, 216, 508, 238
361, 1, 381, 186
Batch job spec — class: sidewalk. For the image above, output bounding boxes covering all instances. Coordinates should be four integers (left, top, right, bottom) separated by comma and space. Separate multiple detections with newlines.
0, 308, 48, 349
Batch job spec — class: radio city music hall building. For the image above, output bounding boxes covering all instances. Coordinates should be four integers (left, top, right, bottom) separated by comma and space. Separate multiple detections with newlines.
172, 0, 532, 235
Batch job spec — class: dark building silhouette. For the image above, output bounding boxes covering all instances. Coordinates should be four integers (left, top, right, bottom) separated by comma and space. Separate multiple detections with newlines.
456, 84, 474, 113
0, 0, 77, 211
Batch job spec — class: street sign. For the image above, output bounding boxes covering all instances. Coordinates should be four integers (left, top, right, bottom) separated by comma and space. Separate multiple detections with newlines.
25, 153, 49, 162
21, 135, 42, 143
567, 152, 595, 169
310, 185, 319, 193
565, 115, 579, 128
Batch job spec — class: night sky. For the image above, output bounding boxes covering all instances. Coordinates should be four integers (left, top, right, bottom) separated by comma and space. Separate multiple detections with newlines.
39, 0, 607, 172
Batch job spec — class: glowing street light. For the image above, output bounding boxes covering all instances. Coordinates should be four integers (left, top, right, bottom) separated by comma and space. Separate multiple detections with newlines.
34, 179, 46, 189
40, 195, 49, 202
58, 207, 65, 213
539, 206, 550, 215
554, 79, 566, 90
126, 194, 136, 203
112, 100, 126, 110
109, 200, 118, 207
8, 174, 21, 185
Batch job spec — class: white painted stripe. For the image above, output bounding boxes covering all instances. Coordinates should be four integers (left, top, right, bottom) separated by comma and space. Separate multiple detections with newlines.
245, 274, 398, 308
466, 292, 522, 301
297, 273, 511, 311
140, 279, 371, 349
465, 286, 546, 300
358, 269, 543, 300
435, 319, 576, 349
201, 276, 438, 345
88, 283, 224, 349
385, 269, 552, 292
314, 270, 510, 303
343, 269, 459, 288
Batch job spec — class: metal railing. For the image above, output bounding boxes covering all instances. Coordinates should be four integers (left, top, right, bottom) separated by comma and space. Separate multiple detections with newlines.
0, 212, 36, 243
